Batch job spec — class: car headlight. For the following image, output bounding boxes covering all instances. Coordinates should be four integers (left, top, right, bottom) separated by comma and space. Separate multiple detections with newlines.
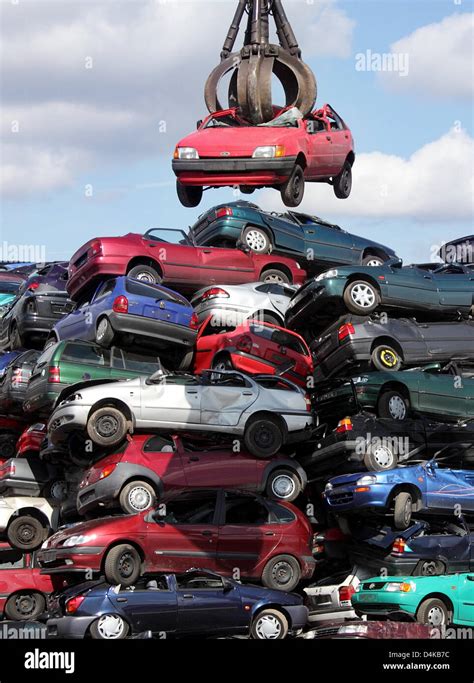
315, 269, 338, 281
252, 145, 285, 159
324, 482, 333, 493
175, 147, 199, 160
63, 534, 95, 547
386, 582, 413, 593
356, 475, 377, 486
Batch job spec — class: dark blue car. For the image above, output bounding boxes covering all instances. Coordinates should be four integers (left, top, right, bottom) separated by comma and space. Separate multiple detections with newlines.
46, 570, 308, 640
324, 452, 474, 530
47, 276, 198, 357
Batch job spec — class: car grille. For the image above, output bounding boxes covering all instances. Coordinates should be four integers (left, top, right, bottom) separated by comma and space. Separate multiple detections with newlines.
359, 604, 399, 613
361, 582, 387, 591
51, 303, 67, 314
328, 491, 354, 505
79, 489, 95, 504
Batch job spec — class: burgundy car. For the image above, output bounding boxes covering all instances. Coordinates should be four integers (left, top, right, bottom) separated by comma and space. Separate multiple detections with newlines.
172, 104, 354, 208
16, 423, 47, 458
77, 434, 307, 515
66, 228, 306, 300
38, 489, 316, 591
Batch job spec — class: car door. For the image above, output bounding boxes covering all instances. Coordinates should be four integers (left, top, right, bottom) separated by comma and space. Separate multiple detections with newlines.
81, 279, 117, 335
198, 246, 256, 285
383, 267, 438, 307
140, 375, 202, 427
180, 443, 258, 488
432, 265, 474, 309
419, 322, 474, 360
298, 219, 354, 266
140, 231, 202, 286
216, 492, 283, 576
325, 106, 351, 173
265, 284, 295, 318
200, 372, 258, 427
424, 464, 474, 513
456, 574, 474, 624
106, 578, 178, 633
176, 571, 244, 634
417, 366, 470, 419
304, 114, 333, 178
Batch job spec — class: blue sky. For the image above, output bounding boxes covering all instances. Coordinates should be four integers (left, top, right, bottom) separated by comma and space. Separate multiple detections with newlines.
1, 0, 473, 264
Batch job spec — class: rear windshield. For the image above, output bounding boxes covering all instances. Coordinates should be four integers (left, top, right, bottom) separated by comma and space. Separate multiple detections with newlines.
119, 350, 162, 374
0, 282, 21, 294
249, 323, 307, 355
61, 343, 111, 366
125, 279, 189, 307
0, 548, 24, 569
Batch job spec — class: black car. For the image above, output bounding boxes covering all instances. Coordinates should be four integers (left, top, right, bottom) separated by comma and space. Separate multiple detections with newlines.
310, 315, 474, 382
297, 413, 474, 474
0, 349, 40, 414
0, 286, 74, 350
349, 519, 474, 576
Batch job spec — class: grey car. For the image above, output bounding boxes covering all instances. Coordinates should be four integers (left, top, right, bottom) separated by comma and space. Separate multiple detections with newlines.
191, 281, 297, 326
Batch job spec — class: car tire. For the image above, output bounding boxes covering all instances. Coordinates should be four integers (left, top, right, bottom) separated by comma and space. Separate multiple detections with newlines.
87, 406, 129, 447
260, 269, 290, 285
280, 164, 305, 207
242, 226, 272, 254
333, 161, 352, 199
7, 515, 48, 551
211, 355, 233, 374
250, 609, 289, 640
417, 560, 445, 577
178, 348, 195, 371
261, 554, 301, 592
393, 491, 413, 530
176, 181, 203, 208
266, 469, 302, 502
119, 481, 156, 514
90, 614, 130, 640
43, 479, 68, 502
343, 280, 379, 314
362, 254, 385, 267
416, 598, 451, 627
5, 592, 46, 621
377, 390, 409, 421
371, 345, 402, 371
9, 324, 24, 350
127, 264, 162, 285
0, 433, 17, 460
363, 443, 398, 471
95, 317, 115, 347
104, 544, 141, 587
244, 416, 284, 458
240, 185, 256, 195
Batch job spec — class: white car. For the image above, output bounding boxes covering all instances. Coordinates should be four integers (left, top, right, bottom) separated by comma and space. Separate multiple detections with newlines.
0, 496, 59, 551
48, 369, 313, 458
304, 566, 372, 622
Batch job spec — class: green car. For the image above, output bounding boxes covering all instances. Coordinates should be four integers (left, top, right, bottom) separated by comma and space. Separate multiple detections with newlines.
23, 340, 161, 417
352, 573, 474, 626
315, 361, 474, 423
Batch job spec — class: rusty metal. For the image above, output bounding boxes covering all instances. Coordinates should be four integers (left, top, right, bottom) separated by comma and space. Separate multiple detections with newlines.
204, 0, 317, 124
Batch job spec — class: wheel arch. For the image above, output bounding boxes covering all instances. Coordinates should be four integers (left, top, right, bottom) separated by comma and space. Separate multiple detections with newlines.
346, 151, 355, 166
361, 247, 390, 263
295, 152, 307, 170
259, 263, 293, 283
101, 539, 146, 573
88, 399, 135, 429
251, 602, 295, 629
9, 507, 51, 529
387, 484, 423, 511
371, 336, 405, 360
261, 460, 307, 492
416, 592, 454, 618
126, 257, 163, 279
246, 410, 288, 438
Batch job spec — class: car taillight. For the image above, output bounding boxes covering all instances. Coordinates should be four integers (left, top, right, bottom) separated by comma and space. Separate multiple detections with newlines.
189, 312, 199, 329
236, 335, 252, 353
12, 368, 23, 384
201, 287, 229, 300
48, 366, 61, 383
338, 323, 355, 342
28, 282, 40, 291
338, 585, 356, 604
336, 417, 353, 433
392, 538, 406, 554
65, 595, 85, 614
89, 240, 102, 256
305, 396, 312, 412
113, 295, 128, 314
99, 464, 117, 480
0, 462, 15, 477
215, 207, 233, 218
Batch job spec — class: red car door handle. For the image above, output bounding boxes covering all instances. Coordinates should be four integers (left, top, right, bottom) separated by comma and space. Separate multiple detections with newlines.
202, 249, 212, 253
265, 531, 275, 536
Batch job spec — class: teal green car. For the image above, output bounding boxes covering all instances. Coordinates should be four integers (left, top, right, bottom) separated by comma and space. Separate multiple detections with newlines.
315, 361, 474, 422
352, 573, 474, 626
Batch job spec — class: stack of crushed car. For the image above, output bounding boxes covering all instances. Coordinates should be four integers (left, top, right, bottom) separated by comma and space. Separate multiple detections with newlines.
0, 207, 472, 639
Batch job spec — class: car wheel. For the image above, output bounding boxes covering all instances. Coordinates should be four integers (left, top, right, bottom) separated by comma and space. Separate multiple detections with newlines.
333, 161, 352, 199
239, 185, 256, 195
43, 479, 68, 502
7, 516, 48, 551
260, 269, 290, 285
5, 592, 46, 621
119, 481, 156, 514
417, 560, 445, 577
266, 469, 302, 502
90, 614, 129, 640
9, 324, 24, 350
127, 264, 162, 284
0, 433, 17, 460
104, 544, 141, 587
416, 598, 451, 627
242, 226, 272, 254
280, 164, 305, 207
176, 181, 203, 208
95, 317, 115, 347
371, 345, 402, 371
261, 555, 301, 592
363, 443, 398, 471
343, 280, 379, 314
362, 255, 385, 267
250, 609, 289, 640
87, 406, 129, 447
244, 416, 284, 458
393, 491, 413, 530
377, 390, 409, 420
211, 356, 233, 374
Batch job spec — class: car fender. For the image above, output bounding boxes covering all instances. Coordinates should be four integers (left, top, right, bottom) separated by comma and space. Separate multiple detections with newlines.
110, 463, 164, 500
261, 459, 307, 491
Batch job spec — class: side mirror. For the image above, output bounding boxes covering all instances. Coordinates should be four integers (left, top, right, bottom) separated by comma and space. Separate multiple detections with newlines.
196, 119, 203, 130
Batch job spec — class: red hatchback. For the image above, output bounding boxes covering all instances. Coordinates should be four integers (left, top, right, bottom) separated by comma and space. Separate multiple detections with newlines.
66, 228, 306, 300
77, 434, 307, 515
193, 317, 313, 388
172, 104, 354, 208
38, 489, 316, 592
16, 423, 47, 458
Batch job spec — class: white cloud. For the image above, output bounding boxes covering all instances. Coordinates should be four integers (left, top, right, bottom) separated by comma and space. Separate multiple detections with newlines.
378, 13, 474, 99
260, 128, 474, 221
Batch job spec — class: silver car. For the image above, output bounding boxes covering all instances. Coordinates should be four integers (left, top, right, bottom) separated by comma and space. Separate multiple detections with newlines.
304, 566, 372, 622
191, 281, 298, 326
48, 369, 313, 458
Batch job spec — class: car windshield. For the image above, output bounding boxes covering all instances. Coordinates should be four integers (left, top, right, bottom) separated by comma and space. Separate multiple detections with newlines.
204, 113, 250, 128
125, 278, 189, 307
143, 228, 191, 246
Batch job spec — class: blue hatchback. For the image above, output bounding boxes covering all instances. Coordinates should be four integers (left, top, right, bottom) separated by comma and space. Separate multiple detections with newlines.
324, 454, 474, 530
47, 276, 198, 354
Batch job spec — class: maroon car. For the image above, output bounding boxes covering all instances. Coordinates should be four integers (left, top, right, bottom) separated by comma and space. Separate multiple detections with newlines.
38, 489, 316, 591
77, 434, 307, 515
16, 423, 47, 458
66, 228, 306, 300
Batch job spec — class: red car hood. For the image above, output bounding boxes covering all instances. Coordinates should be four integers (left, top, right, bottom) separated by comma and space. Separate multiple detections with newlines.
177, 126, 298, 157
49, 513, 145, 547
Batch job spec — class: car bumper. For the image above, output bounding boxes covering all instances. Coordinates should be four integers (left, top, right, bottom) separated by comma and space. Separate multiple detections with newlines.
19, 314, 62, 338
48, 404, 91, 445
313, 339, 371, 382
349, 548, 418, 576
193, 302, 255, 325
172, 156, 297, 186
47, 616, 97, 639
67, 256, 129, 299
284, 605, 309, 630
307, 605, 357, 623
352, 596, 416, 618
108, 311, 197, 347
38, 546, 105, 573
0, 477, 43, 496
285, 281, 345, 328
324, 485, 389, 512
76, 470, 125, 514
24, 388, 64, 416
